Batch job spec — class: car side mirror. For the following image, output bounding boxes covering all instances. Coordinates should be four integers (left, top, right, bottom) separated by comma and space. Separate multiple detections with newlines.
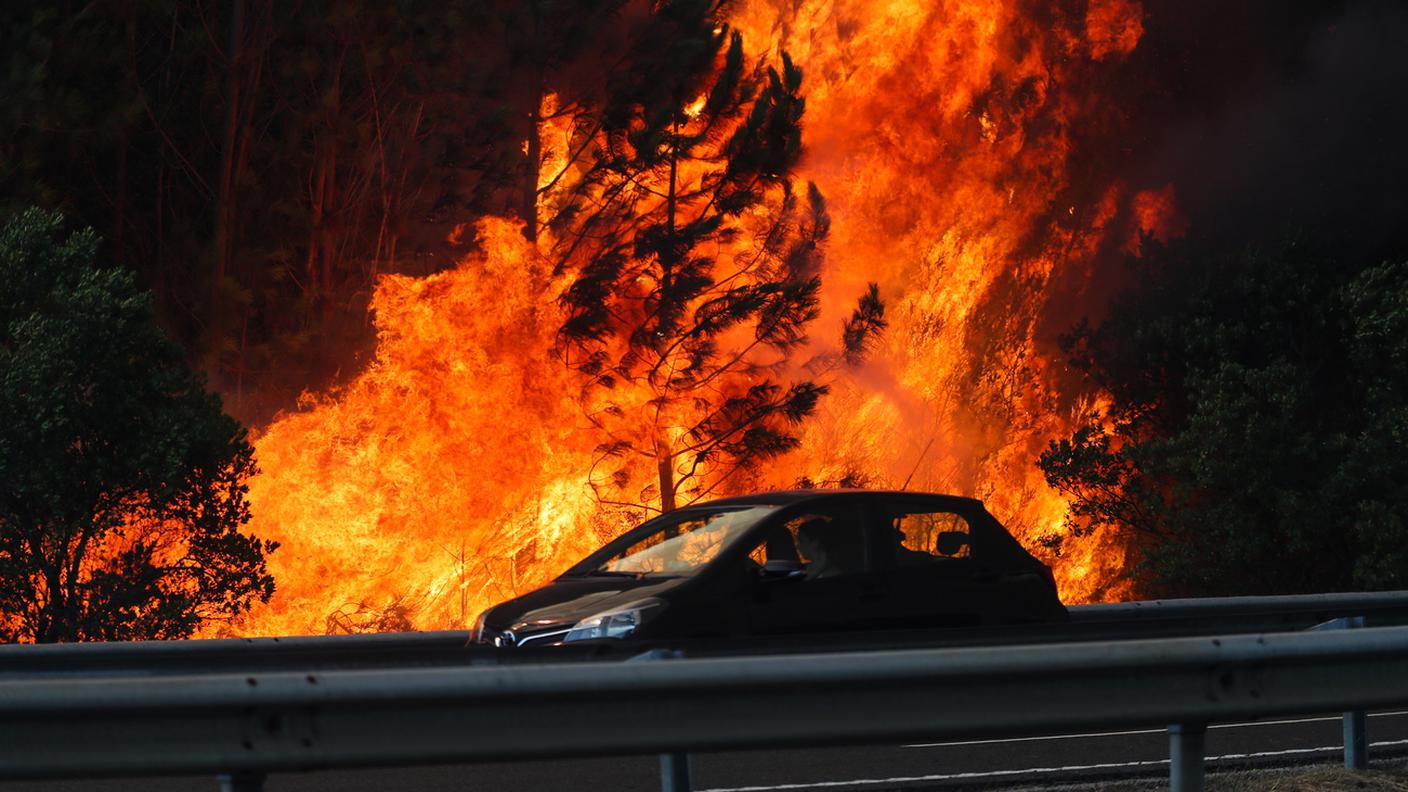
935, 531, 970, 556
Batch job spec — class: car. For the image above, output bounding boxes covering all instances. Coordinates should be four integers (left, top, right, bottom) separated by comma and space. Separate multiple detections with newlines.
471, 489, 1067, 647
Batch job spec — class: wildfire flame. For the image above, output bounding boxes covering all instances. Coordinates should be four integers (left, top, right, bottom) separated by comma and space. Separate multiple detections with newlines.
242, 221, 609, 634
234, 0, 1160, 636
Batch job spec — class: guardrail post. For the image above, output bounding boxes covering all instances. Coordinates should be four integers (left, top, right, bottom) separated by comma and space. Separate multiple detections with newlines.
630, 648, 693, 792
216, 771, 265, 792
660, 751, 693, 792
1343, 617, 1369, 770
1345, 710, 1368, 770
1312, 615, 1369, 769
1168, 723, 1206, 792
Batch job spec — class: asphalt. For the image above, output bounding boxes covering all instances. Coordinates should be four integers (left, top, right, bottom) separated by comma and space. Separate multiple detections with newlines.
5, 710, 1407, 792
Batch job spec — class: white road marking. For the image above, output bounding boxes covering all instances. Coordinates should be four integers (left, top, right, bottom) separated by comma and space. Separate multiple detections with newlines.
696, 738, 1408, 792
902, 710, 1408, 748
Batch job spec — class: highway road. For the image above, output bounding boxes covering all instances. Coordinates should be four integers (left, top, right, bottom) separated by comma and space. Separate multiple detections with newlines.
4, 710, 1407, 791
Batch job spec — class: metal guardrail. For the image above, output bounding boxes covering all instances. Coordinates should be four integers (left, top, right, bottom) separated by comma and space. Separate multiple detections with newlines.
3, 591, 1407, 791
1069, 590, 1408, 625
0, 629, 471, 670
4, 590, 1407, 677
4, 624, 1408, 791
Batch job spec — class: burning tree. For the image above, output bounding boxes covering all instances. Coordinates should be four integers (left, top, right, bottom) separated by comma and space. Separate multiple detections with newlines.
549, 6, 884, 513
0, 209, 275, 641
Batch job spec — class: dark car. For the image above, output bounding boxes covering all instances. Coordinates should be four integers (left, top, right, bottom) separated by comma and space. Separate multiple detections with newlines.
472, 490, 1067, 647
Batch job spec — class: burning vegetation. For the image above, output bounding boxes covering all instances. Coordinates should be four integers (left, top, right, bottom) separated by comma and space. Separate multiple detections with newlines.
7, 0, 1408, 639
236, 0, 1160, 635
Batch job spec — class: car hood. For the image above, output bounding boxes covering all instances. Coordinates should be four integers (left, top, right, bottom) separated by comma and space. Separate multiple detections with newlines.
484, 575, 687, 634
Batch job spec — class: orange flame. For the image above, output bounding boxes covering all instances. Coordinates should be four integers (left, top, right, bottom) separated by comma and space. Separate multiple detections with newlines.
731, 0, 1151, 601
240, 220, 611, 635
233, 0, 1161, 635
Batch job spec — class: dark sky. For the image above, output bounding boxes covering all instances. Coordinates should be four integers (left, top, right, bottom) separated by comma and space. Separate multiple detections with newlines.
1033, 0, 1408, 374
1127, 0, 1408, 258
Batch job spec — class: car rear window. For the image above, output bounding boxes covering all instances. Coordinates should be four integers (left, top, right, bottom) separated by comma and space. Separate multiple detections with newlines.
890, 508, 972, 564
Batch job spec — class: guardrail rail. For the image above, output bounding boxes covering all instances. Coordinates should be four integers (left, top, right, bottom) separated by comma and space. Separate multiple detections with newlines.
4, 624, 1408, 792
4, 591, 1408, 792
6, 590, 1408, 677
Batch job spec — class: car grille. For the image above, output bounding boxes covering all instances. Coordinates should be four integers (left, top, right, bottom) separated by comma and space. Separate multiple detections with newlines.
494, 624, 573, 647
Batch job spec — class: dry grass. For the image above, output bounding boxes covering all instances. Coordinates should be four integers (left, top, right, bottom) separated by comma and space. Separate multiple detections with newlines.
1208, 766, 1408, 792
994, 762, 1408, 792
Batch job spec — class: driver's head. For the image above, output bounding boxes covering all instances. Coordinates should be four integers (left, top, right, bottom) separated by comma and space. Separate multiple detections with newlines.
795, 517, 832, 561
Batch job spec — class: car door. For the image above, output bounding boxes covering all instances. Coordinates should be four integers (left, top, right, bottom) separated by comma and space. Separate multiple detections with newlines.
742, 500, 888, 636
872, 496, 999, 629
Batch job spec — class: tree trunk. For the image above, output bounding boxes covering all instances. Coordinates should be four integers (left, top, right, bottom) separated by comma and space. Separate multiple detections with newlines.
115, 130, 128, 261
306, 147, 326, 296
308, 47, 345, 324
214, 0, 245, 280
320, 141, 338, 303
39, 560, 65, 643
155, 164, 165, 296
664, 123, 679, 277
657, 451, 677, 513
522, 76, 543, 243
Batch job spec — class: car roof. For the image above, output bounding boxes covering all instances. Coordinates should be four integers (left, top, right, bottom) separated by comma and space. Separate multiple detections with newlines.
686, 489, 984, 510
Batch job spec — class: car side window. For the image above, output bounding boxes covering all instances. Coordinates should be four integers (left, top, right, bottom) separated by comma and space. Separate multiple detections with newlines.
888, 508, 972, 566
747, 523, 800, 567
746, 508, 869, 580
598, 508, 772, 576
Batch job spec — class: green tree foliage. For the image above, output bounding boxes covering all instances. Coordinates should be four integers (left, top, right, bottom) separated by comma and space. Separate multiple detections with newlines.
0, 209, 275, 642
1040, 235, 1408, 596
552, 2, 884, 513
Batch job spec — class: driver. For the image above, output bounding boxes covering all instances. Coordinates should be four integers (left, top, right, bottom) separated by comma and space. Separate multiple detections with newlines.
796, 518, 861, 579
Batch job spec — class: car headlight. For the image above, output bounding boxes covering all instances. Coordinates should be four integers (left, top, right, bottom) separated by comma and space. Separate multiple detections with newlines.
470, 609, 492, 644
563, 598, 665, 642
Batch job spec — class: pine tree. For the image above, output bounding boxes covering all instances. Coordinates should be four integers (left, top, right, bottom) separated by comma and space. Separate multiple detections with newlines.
550, 4, 884, 513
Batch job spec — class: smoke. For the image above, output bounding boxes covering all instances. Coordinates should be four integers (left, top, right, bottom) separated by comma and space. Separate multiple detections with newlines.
1030, 0, 1408, 406
1127, 0, 1408, 258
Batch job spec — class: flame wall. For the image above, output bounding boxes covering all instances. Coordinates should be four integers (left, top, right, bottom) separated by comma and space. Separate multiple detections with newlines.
234, 0, 1167, 635
242, 221, 608, 635
732, 0, 1158, 600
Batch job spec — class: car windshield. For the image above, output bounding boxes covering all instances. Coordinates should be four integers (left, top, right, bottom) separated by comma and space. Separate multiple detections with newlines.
573, 506, 776, 578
